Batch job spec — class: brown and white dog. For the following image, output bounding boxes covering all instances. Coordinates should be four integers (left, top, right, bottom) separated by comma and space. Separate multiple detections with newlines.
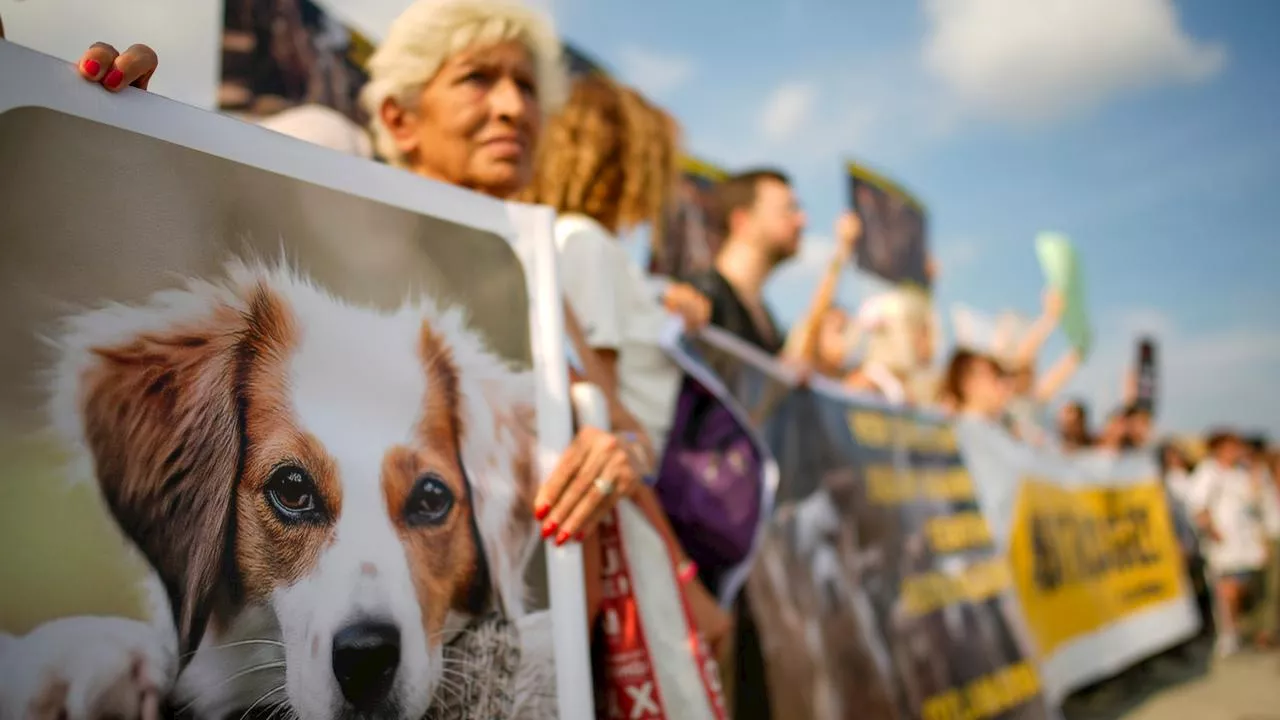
0, 259, 549, 720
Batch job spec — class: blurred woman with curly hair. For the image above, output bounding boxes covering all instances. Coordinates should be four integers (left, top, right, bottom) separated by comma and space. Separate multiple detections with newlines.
519, 74, 735, 656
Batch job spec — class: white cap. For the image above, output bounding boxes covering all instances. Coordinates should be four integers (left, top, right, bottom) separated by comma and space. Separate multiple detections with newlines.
257, 104, 374, 159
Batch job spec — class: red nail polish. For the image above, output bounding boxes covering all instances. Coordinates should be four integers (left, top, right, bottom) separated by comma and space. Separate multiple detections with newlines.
534, 503, 550, 521
574, 531, 585, 542
83, 59, 101, 77
555, 531, 570, 546
541, 521, 557, 539
104, 69, 124, 89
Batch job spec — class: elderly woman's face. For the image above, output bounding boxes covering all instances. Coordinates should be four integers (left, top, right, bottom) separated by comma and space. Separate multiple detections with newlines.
385, 40, 540, 198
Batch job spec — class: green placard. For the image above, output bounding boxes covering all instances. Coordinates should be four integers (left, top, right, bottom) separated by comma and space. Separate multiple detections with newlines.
1035, 232, 1092, 359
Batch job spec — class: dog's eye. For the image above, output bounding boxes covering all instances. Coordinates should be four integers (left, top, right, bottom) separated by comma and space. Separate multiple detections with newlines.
405, 474, 455, 527
265, 465, 324, 523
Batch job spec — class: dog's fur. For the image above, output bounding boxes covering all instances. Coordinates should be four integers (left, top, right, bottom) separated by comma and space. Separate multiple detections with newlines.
0, 260, 552, 720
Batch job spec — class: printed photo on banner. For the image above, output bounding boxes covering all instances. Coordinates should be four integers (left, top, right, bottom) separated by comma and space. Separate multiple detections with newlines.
676, 328, 1052, 720
847, 161, 931, 290
0, 41, 563, 720
220, 0, 375, 123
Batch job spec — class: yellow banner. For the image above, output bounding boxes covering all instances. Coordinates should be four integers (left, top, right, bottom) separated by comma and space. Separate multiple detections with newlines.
1007, 478, 1185, 656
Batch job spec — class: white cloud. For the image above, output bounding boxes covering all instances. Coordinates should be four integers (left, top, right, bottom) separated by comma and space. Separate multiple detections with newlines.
1064, 308, 1280, 438
922, 0, 1227, 123
758, 80, 818, 144
616, 45, 694, 98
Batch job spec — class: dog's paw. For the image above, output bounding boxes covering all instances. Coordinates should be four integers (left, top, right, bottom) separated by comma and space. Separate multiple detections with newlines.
0, 616, 176, 720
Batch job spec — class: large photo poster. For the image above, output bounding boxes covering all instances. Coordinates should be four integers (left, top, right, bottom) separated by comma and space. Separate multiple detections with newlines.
847, 161, 931, 290
0, 40, 568, 720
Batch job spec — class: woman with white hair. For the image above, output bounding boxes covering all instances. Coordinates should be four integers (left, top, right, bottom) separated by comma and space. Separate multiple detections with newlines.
74, 0, 653, 564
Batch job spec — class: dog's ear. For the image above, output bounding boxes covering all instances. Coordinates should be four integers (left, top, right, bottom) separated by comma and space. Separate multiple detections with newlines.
55, 280, 257, 659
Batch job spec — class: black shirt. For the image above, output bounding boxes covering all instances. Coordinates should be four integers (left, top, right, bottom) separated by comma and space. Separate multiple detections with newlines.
686, 269, 784, 355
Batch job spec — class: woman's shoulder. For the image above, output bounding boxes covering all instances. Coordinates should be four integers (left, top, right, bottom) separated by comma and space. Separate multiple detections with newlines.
554, 213, 617, 250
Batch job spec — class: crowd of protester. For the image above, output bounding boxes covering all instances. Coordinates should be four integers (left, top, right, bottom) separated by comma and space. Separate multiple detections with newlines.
5, 0, 1275, 715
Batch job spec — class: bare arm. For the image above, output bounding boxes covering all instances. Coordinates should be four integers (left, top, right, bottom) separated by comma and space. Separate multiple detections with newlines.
1032, 347, 1082, 404
1014, 288, 1064, 367
784, 211, 861, 363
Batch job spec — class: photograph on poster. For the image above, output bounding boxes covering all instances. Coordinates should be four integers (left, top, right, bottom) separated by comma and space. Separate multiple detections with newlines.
0, 92, 555, 719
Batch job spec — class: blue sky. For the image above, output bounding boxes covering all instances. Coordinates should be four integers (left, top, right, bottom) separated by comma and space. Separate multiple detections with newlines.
5, 0, 1277, 438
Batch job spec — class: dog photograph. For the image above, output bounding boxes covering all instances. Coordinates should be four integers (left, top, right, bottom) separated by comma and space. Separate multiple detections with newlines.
0, 100, 555, 720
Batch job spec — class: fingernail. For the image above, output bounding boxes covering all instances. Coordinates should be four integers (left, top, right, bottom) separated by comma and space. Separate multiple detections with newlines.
83, 59, 101, 78
534, 503, 550, 521
104, 69, 124, 89
555, 531, 570, 546
574, 531, 585, 542
541, 521, 557, 539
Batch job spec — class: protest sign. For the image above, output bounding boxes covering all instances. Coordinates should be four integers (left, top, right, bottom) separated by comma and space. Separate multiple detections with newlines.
1035, 232, 1092, 359
956, 420, 1200, 699
681, 329, 1053, 720
847, 161, 931, 290
1135, 337, 1158, 415
0, 39, 589, 719
220, 0, 375, 123
652, 156, 729, 278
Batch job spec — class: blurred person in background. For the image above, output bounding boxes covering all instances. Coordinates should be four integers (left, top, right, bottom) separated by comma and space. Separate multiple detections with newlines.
852, 287, 938, 406
1057, 399, 1093, 451
1157, 439, 1214, 635
1187, 431, 1269, 657
518, 72, 732, 655
782, 210, 862, 379
686, 168, 807, 355
1244, 436, 1280, 647
1093, 408, 1133, 454
1003, 288, 1082, 447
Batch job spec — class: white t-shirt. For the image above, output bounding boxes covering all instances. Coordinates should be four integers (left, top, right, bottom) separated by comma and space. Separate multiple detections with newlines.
554, 214, 682, 454
1186, 459, 1269, 574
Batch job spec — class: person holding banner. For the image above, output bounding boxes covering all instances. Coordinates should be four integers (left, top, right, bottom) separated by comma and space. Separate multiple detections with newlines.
519, 72, 734, 649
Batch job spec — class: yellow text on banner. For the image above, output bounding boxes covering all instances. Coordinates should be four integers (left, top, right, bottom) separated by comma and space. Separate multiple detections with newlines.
1007, 478, 1184, 656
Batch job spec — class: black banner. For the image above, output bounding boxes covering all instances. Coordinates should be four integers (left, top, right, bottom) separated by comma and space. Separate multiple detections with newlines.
681, 331, 1050, 720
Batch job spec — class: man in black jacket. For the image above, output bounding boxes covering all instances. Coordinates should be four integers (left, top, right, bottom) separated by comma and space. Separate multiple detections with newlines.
684, 167, 805, 720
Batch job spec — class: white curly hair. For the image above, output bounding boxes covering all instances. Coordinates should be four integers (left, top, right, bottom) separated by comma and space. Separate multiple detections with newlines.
359, 0, 568, 166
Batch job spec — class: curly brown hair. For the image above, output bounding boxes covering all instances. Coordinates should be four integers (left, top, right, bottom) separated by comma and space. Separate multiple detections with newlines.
520, 74, 680, 245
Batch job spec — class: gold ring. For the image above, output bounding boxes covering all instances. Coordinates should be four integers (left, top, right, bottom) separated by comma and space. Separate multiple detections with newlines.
593, 476, 616, 497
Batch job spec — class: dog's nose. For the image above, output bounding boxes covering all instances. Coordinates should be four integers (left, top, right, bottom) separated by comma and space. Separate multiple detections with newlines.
332, 621, 401, 710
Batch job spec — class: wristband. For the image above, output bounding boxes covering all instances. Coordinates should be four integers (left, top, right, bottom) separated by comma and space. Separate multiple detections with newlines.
676, 559, 698, 585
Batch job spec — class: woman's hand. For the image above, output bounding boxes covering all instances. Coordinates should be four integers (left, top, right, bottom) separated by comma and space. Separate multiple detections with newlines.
535, 427, 644, 546
834, 210, 862, 261
76, 42, 158, 92
684, 576, 732, 654
662, 282, 712, 331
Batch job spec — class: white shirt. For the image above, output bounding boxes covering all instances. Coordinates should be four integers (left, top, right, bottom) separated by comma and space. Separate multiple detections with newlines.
554, 214, 683, 454
1186, 459, 1269, 573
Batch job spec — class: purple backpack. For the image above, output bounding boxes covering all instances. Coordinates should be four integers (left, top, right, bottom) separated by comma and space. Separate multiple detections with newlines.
654, 375, 765, 590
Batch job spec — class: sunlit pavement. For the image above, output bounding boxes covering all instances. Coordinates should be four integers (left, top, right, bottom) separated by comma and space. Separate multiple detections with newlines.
1062, 640, 1280, 720
1123, 651, 1280, 720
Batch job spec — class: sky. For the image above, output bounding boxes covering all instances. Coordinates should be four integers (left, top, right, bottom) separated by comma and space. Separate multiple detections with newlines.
3, 0, 1277, 438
